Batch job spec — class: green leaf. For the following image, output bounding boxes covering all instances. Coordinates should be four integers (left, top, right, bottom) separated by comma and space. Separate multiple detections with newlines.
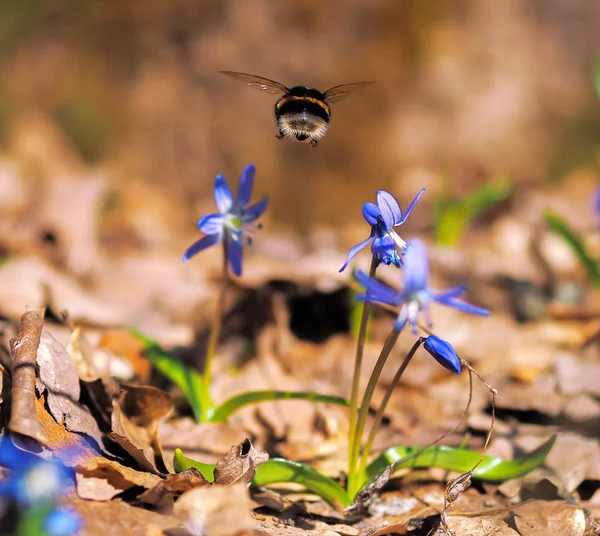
544, 211, 600, 290
594, 57, 600, 101
366, 435, 556, 483
130, 328, 212, 423
434, 178, 513, 247
254, 458, 350, 508
173, 449, 350, 507
210, 390, 351, 423
173, 448, 215, 482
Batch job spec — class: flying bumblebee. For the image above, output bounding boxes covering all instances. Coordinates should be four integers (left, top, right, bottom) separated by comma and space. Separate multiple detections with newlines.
219, 71, 374, 147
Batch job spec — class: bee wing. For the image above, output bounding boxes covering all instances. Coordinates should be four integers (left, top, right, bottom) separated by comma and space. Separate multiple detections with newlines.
219, 71, 290, 95
322, 81, 375, 103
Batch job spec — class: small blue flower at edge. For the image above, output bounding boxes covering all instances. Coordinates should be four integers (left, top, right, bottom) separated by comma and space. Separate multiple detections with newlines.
339, 189, 425, 272
355, 238, 489, 333
422, 335, 461, 374
182, 164, 268, 276
594, 186, 600, 228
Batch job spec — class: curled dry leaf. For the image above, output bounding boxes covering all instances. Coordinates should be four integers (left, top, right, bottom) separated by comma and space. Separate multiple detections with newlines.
174, 482, 256, 536
109, 384, 173, 474
8, 308, 47, 443
213, 438, 269, 486
37, 330, 104, 450
344, 466, 393, 519
75, 457, 162, 501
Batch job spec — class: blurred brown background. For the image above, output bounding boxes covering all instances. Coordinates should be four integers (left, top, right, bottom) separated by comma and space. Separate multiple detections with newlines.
1, 0, 600, 235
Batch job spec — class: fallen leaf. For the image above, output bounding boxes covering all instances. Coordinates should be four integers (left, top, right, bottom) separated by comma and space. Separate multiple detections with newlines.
109, 384, 173, 473
513, 500, 587, 536
556, 353, 600, 397
37, 330, 104, 450
98, 329, 152, 383
76, 456, 162, 500
8, 308, 47, 443
70, 496, 181, 534
174, 482, 256, 536
213, 438, 269, 486
139, 468, 211, 509
433, 516, 519, 535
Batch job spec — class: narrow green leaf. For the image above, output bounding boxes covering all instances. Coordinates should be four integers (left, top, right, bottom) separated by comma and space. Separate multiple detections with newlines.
594, 57, 600, 101
254, 458, 350, 508
544, 211, 600, 290
210, 390, 351, 423
173, 449, 350, 507
366, 435, 556, 483
173, 448, 215, 482
129, 328, 212, 423
434, 178, 513, 247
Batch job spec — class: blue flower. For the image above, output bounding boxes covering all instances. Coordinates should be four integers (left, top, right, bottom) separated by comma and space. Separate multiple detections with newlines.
594, 186, 600, 228
183, 164, 268, 276
44, 507, 81, 536
340, 188, 425, 272
422, 335, 461, 374
339, 189, 425, 272
355, 239, 489, 333
0, 441, 73, 507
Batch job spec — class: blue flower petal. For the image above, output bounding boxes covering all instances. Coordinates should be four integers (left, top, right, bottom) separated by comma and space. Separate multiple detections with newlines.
44, 507, 81, 536
355, 270, 404, 306
242, 196, 268, 223
236, 164, 256, 209
436, 297, 490, 316
227, 239, 243, 276
362, 202, 381, 225
214, 175, 234, 214
377, 191, 402, 228
402, 239, 429, 294
198, 213, 224, 234
431, 285, 466, 301
399, 188, 426, 224
339, 236, 374, 272
423, 335, 461, 374
182, 233, 221, 261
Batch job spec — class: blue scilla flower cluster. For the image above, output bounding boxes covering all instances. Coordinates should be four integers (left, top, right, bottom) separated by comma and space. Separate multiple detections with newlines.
343, 189, 489, 373
0, 441, 80, 536
182, 165, 488, 374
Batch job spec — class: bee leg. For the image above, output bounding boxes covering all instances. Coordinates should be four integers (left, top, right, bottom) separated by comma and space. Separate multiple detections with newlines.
275, 131, 285, 140
309, 139, 318, 148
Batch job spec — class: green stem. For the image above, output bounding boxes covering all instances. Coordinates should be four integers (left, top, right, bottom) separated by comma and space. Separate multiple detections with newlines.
202, 241, 229, 418
347, 256, 377, 493
347, 328, 400, 498
357, 338, 422, 482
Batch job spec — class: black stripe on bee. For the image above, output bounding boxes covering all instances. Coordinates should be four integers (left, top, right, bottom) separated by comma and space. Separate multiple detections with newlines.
276, 95, 331, 122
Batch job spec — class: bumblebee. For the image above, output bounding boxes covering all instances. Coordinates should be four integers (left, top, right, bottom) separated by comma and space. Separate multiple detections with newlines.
219, 71, 373, 147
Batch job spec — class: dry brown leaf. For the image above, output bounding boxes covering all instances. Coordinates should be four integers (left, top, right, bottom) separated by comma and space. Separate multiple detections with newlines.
543, 434, 600, 492
8, 308, 47, 442
98, 329, 152, 383
433, 516, 519, 536
109, 384, 173, 473
70, 496, 181, 535
76, 456, 162, 500
37, 330, 104, 449
139, 468, 211, 509
174, 482, 256, 536
513, 500, 587, 536
0, 258, 128, 324
213, 438, 269, 486
556, 353, 600, 397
